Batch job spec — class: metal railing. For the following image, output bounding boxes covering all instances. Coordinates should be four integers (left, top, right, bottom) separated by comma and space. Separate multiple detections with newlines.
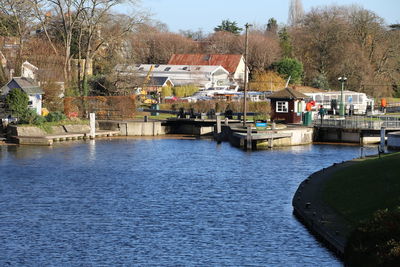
315, 116, 400, 130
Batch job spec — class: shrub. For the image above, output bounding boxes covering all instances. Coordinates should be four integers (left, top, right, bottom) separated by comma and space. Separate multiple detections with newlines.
161, 86, 173, 98
345, 208, 400, 267
5, 88, 29, 118
46, 111, 67, 122
173, 85, 199, 97
20, 109, 46, 125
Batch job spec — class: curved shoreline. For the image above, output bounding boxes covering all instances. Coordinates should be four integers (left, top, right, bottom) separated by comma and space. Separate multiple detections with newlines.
292, 159, 362, 259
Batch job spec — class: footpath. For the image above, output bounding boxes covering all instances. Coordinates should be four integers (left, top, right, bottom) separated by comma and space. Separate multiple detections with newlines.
292, 159, 363, 259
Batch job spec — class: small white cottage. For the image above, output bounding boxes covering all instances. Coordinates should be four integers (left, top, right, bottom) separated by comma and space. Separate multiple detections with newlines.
1, 77, 44, 115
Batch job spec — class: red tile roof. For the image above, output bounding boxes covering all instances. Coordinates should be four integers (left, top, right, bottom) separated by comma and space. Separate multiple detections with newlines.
168, 54, 242, 74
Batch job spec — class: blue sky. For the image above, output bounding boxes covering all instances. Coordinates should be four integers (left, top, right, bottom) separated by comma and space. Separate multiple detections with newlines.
127, 0, 399, 33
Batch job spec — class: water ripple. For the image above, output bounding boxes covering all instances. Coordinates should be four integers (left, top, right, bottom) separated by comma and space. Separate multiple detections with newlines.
0, 140, 375, 266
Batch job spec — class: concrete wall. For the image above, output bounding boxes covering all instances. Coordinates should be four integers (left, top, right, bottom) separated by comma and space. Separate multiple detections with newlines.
63, 124, 90, 133
118, 121, 166, 136
388, 131, 400, 149
8, 124, 90, 137
315, 127, 361, 144
315, 127, 383, 145
280, 127, 314, 146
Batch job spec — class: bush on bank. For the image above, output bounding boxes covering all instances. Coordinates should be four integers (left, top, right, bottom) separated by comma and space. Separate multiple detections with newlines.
345, 208, 400, 266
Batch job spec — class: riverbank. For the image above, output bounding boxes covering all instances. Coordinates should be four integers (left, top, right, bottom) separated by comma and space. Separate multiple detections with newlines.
293, 152, 400, 259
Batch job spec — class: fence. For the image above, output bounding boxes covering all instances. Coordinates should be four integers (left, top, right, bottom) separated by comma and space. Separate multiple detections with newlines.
64, 96, 136, 120
315, 116, 400, 130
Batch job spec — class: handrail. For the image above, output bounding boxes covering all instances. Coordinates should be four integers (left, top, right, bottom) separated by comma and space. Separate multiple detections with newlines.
315, 116, 400, 129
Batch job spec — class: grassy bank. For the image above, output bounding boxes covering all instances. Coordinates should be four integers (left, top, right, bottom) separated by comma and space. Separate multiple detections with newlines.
323, 152, 400, 226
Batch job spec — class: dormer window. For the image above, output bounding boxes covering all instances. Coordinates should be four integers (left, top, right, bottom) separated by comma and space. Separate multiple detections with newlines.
164, 67, 171, 71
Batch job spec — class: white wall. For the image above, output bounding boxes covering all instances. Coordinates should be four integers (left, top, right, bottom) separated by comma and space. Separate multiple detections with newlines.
28, 94, 42, 115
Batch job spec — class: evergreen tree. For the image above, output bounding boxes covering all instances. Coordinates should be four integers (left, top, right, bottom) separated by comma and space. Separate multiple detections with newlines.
214, 20, 243, 35
272, 57, 303, 84
266, 18, 278, 36
5, 88, 29, 117
279, 27, 292, 58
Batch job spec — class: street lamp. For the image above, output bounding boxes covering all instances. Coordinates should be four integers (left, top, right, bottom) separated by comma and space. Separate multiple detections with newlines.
338, 76, 347, 117
243, 23, 252, 126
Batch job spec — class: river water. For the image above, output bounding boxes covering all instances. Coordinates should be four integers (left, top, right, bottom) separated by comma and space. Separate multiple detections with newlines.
0, 138, 376, 266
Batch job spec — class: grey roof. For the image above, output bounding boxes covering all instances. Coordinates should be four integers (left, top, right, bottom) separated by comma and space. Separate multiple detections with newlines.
268, 87, 308, 100
2, 77, 44, 95
148, 76, 172, 87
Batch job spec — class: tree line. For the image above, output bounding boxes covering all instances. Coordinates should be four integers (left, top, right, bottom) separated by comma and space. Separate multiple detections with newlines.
0, 2, 399, 107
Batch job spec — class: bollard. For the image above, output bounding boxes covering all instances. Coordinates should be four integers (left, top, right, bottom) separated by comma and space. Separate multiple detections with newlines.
246, 126, 252, 150
89, 113, 96, 139
216, 116, 222, 134
144, 115, 148, 122
380, 126, 386, 153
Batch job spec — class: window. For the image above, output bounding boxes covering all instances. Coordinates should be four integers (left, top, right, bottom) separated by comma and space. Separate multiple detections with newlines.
276, 101, 288, 113
164, 67, 171, 71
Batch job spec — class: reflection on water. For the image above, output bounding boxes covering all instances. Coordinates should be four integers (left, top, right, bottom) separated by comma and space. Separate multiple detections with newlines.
0, 139, 376, 266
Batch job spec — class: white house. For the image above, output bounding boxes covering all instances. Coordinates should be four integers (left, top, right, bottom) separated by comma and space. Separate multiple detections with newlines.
21, 61, 39, 80
168, 54, 247, 83
115, 64, 234, 90
1, 77, 44, 115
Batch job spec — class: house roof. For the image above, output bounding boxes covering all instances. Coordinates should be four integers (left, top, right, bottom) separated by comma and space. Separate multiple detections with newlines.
168, 54, 243, 74
1, 77, 44, 95
268, 87, 308, 100
115, 64, 229, 75
292, 86, 324, 93
147, 76, 173, 87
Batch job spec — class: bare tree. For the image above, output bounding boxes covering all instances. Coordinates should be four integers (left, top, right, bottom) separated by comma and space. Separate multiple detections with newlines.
0, 0, 34, 73
31, 0, 85, 83
288, 0, 304, 26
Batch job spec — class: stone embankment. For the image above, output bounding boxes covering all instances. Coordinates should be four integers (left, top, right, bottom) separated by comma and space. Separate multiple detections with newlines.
292, 160, 360, 259
7, 125, 120, 145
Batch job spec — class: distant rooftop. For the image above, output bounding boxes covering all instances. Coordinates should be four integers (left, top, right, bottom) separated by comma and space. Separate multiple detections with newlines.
168, 54, 243, 74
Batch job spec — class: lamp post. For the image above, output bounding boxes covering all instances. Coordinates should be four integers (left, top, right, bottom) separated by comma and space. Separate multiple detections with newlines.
338, 76, 347, 117
243, 23, 252, 126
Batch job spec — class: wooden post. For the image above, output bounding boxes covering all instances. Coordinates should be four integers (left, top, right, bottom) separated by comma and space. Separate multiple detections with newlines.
247, 126, 252, 150
268, 132, 274, 148
216, 116, 222, 134
89, 113, 96, 139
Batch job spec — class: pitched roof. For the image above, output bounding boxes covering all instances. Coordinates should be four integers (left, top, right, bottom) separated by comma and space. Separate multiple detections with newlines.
116, 64, 229, 75
292, 86, 324, 93
147, 76, 173, 87
3, 77, 44, 95
268, 87, 308, 100
168, 54, 243, 74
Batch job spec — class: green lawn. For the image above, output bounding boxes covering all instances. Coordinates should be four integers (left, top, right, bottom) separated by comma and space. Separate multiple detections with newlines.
323, 152, 400, 226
